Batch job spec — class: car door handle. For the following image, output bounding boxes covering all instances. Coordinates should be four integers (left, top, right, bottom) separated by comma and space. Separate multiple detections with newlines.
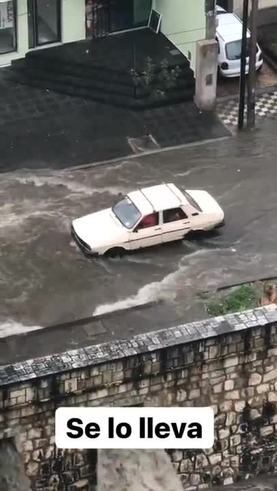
155, 227, 161, 231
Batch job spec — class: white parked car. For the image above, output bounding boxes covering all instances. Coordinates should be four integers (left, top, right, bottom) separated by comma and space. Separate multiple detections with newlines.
71, 183, 225, 256
216, 7, 263, 77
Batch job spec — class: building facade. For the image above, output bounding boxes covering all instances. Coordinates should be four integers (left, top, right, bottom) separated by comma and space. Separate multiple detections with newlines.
232, 0, 277, 16
0, 0, 206, 72
218, 0, 277, 24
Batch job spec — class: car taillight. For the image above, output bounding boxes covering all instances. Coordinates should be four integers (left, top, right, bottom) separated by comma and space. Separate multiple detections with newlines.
221, 62, 229, 70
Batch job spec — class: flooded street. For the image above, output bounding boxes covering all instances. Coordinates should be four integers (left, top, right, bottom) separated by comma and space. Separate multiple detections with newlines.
0, 117, 276, 351
98, 449, 184, 491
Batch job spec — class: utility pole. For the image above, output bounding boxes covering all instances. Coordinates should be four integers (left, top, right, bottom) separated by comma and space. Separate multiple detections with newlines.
238, 0, 249, 130
247, 0, 259, 128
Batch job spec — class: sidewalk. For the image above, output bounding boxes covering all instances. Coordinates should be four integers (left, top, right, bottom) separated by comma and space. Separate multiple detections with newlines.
216, 87, 277, 128
0, 70, 229, 173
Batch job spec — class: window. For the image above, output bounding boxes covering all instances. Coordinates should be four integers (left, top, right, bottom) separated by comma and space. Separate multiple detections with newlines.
0, 1, 16, 54
137, 213, 159, 229
216, 37, 220, 53
112, 197, 141, 229
225, 39, 258, 60
163, 208, 187, 223
28, 0, 61, 48
182, 191, 202, 212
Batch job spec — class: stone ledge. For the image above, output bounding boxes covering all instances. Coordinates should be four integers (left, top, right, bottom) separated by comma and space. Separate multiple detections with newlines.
0, 305, 276, 387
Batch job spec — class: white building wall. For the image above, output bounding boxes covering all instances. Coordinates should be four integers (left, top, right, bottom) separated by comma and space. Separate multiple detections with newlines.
0, 0, 28, 66
153, 0, 206, 71
0, 0, 86, 67
62, 0, 85, 44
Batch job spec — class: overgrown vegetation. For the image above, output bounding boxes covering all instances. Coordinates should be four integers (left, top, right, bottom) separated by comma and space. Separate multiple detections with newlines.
130, 56, 181, 99
206, 284, 259, 316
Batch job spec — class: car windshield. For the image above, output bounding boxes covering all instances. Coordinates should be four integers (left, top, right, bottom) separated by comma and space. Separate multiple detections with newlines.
182, 190, 202, 212
225, 39, 258, 60
112, 197, 141, 229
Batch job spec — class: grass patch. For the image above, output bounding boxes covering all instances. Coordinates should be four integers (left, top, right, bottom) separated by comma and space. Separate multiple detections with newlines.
207, 284, 259, 316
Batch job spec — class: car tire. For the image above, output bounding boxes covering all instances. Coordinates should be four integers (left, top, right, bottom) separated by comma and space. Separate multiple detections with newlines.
105, 247, 125, 258
184, 229, 204, 240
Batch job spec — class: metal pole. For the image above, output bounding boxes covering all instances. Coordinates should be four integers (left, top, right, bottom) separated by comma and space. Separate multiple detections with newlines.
247, 0, 259, 128
238, 0, 249, 130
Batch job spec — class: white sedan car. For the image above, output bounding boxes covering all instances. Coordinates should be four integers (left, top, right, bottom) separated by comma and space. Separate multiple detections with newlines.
71, 183, 224, 256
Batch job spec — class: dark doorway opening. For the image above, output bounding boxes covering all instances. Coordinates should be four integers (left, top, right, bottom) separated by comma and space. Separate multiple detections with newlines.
217, 0, 233, 11
86, 0, 152, 39
28, 0, 61, 49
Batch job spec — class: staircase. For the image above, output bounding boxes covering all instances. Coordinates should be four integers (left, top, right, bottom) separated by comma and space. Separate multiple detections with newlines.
9, 32, 195, 110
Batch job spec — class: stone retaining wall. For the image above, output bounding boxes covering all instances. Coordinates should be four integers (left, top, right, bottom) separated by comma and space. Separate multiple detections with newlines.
0, 305, 277, 490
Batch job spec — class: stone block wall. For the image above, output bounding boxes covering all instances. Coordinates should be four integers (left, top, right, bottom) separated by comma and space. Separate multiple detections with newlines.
0, 305, 276, 490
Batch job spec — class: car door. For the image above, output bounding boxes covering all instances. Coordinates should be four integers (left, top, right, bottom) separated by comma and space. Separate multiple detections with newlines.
161, 207, 191, 243
128, 212, 162, 250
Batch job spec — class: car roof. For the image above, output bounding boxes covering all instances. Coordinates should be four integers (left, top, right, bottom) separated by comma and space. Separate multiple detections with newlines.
216, 12, 250, 42
128, 183, 185, 214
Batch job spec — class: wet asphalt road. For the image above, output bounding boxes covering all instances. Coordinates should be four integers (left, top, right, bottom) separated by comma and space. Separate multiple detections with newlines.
0, 117, 276, 358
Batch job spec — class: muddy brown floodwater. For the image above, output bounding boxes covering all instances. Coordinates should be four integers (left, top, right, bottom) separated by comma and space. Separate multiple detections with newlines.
0, 440, 31, 491
98, 449, 183, 491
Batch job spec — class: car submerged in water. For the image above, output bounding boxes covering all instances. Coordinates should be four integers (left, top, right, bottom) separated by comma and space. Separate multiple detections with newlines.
71, 183, 225, 256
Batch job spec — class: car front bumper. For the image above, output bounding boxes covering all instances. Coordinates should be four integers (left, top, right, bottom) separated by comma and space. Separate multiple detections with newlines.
71, 226, 98, 256
215, 219, 225, 229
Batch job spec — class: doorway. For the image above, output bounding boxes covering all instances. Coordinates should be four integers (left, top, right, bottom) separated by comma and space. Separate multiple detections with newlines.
85, 0, 152, 39
28, 0, 61, 49
217, 0, 233, 11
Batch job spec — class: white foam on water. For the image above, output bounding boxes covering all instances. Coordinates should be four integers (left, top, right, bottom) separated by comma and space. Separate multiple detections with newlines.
92, 249, 213, 316
12, 174, 130, 197
0, 320, 43, 339
0, 203, 58, 229
93, 267, 184, 316
98, 449, 183, 491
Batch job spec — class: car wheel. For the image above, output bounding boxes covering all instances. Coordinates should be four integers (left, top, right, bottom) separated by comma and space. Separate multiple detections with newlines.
105, 247, 125, 258
184, 229, 204, 240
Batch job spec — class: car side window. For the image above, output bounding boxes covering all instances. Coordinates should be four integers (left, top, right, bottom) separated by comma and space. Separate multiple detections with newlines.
163, 208, 187, 223
136, 212, 159, 230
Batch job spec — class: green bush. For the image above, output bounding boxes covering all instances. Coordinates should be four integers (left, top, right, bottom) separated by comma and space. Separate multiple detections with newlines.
207, 284, 258, 316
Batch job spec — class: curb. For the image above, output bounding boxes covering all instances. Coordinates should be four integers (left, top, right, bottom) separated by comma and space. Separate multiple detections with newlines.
68, 134, 232, 173
213, 274, 277, 293
0, 300, 163, 342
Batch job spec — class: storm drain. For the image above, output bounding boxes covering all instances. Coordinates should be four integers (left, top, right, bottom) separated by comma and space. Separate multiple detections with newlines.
127, 135, 160, 154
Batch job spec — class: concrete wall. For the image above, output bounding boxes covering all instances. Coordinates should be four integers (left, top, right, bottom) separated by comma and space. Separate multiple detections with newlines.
0, 305, 277, 490
0, 0, 86, 67
153, 0, 206, 71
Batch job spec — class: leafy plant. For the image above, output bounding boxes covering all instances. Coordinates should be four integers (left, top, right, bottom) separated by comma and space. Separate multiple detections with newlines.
158, 59, 181, 90
207, 284, 258, 316
142, 56, 156, 87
